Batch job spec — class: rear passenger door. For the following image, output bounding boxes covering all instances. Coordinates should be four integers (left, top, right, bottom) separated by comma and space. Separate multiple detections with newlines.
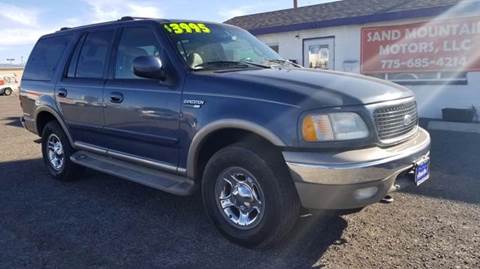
56, 29, 114, 145
102, 25, 182, 171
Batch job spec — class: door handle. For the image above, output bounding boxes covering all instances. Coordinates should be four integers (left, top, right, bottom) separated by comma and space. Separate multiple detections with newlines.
57, 88, 68, 98
110, 92, 124, 103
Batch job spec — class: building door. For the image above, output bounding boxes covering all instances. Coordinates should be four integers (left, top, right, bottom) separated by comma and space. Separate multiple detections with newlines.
303, 37, 335, 70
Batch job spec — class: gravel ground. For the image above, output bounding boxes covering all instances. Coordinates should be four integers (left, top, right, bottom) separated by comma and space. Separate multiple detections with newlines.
0, 94, 479, 268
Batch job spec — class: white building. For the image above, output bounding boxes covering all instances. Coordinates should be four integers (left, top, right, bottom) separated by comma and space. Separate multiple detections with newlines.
226, 0, 480, 120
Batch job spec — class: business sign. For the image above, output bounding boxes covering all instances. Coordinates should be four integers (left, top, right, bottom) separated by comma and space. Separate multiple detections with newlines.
361, 16, 480, 74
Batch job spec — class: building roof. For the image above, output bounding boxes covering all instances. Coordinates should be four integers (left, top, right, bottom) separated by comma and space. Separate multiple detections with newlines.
225, 0, 475, 35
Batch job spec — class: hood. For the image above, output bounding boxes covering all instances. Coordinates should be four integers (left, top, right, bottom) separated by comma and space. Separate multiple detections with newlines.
188, 68, 414, 109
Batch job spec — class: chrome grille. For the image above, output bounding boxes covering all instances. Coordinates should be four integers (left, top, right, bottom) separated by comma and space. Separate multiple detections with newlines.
374, 101, 418, 143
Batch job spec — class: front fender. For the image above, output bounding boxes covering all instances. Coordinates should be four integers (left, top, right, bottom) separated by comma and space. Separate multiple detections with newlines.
186, 119, 286, 178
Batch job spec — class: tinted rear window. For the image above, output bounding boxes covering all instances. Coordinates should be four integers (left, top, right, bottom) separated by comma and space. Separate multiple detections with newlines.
23, 35, 71, 81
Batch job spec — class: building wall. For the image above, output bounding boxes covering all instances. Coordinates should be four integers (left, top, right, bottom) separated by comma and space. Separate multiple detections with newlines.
256, 17, 480, 119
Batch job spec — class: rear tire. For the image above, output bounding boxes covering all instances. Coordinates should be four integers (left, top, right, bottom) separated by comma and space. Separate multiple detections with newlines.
202, 143, 300, 248
41, 121, 84, 181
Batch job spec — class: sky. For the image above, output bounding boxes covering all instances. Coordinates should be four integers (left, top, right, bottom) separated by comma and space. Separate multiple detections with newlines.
0, 0, 337, 64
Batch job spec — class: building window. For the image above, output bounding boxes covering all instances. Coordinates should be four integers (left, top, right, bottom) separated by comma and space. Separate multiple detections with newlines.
303, 37, 335, 70
307, 44, 329, 69
267, 44, 279, 53
369, 72, 468, 85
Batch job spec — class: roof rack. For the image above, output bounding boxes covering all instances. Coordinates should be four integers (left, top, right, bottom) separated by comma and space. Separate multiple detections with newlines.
56, 17, 156, 33
118, 16, 153, 21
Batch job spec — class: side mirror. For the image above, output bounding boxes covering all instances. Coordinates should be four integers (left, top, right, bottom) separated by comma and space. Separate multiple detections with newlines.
133, 56, 166, 80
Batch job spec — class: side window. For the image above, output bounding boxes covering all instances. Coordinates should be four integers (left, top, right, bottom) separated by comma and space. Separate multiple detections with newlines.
23, 35, 71, 81
74, 30, 114, 79
115, 27, 162, 79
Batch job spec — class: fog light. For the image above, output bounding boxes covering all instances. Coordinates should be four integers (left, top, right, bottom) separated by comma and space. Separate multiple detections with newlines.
353, 186, 378, 200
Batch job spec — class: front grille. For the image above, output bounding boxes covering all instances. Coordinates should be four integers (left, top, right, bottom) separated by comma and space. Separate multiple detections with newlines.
374, 101, 418, 143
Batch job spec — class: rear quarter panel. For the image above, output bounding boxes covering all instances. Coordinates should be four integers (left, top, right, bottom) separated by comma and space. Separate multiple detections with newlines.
19, 80, 59, 134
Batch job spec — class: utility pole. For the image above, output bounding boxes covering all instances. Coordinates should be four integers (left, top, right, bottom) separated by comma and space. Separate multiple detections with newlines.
294, 0, 298, 8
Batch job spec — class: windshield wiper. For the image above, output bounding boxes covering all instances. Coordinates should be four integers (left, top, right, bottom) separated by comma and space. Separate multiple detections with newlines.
193, 60, 270, 70
239, 60, 271, 69
265, 59, 302, 68
193, 61, 250, 70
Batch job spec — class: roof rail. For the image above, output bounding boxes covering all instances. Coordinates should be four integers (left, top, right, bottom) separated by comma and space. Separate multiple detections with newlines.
118, 16, 153, 21
55, 17, 156, 33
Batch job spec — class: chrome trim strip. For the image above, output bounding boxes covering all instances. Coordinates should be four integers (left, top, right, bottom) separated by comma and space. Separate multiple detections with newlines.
108, 150, 177, 173
74, 142, 108, 155
177, 167, 187, 176
74, 142, 178, 174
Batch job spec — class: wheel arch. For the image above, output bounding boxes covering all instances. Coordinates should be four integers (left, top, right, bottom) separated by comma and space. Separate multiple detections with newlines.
35, 107, 74, 146
186, 119, 286, 179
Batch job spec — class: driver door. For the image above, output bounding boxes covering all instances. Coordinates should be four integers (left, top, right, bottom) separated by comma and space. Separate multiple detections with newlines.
102, 25, 182, 170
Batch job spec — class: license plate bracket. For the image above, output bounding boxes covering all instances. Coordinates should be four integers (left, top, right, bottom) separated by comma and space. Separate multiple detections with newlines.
414, 157, 430, 186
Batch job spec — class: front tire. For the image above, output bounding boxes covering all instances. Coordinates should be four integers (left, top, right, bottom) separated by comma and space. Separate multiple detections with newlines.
202, 143, 300, 248
41, 121, 84, 181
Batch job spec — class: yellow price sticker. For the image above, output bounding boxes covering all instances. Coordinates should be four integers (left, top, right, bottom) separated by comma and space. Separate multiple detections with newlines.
164, 22, 211, 34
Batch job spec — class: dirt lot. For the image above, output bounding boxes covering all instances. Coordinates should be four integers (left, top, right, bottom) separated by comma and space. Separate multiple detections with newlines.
0, 94, 479, 268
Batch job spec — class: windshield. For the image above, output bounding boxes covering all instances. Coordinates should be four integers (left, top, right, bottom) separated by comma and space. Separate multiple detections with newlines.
161, 21, 286, 70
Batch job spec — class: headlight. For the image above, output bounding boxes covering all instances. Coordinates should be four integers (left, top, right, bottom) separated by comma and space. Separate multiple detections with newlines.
302, 112, 369, 142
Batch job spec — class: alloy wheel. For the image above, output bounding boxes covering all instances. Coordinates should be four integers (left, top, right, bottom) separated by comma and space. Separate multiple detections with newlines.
215, 167, 265, 230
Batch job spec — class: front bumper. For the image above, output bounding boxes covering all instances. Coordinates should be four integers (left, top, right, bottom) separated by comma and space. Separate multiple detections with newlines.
284, 127, 431, 210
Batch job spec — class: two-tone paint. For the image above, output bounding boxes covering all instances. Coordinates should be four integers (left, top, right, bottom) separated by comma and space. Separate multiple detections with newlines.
20, 19, 430, 210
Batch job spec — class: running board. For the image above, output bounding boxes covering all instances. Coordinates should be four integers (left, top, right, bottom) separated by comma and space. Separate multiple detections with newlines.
70, 151, 196, 196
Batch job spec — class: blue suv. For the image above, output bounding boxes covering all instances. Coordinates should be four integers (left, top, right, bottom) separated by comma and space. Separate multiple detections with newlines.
20, 17, 431, 247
